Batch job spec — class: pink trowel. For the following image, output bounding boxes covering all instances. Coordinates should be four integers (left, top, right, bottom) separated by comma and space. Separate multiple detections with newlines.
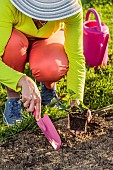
33, 110, 61, 150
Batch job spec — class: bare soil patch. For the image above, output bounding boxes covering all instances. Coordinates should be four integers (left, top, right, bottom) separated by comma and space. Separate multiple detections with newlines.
0, 106, 113, 170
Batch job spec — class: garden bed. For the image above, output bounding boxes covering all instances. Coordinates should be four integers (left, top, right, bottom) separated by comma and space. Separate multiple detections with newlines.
0, 105, 113, 170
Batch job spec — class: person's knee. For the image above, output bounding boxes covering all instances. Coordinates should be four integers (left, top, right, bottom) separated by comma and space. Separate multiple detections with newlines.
29, 35, 69, 82
31, 59, 69, 82
2, 29, 29, 72
4, 29, 28, 57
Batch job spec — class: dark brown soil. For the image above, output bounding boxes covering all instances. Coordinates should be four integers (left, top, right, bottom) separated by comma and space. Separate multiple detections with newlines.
0, 105, 113, 170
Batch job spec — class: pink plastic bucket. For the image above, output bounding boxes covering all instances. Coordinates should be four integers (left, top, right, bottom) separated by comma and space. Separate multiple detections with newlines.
83, 8, 109, 68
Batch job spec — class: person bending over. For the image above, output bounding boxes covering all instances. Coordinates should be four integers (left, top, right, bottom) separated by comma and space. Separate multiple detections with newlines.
0, 0, 92, 134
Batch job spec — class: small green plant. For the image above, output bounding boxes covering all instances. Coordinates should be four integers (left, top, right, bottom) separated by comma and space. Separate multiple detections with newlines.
55, 89, 89, 131
48, 89, 75, 110
49, 89, 88, 113
44, 89, 89, 131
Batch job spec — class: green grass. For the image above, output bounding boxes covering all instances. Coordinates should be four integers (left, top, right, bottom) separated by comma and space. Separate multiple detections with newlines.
0, 0, 113, 141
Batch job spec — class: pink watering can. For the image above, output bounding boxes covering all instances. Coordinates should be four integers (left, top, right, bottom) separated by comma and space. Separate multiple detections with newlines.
83, 8, 109, 68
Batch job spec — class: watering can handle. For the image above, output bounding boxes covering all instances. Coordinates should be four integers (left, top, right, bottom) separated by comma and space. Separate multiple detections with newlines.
85, 8, 102, 31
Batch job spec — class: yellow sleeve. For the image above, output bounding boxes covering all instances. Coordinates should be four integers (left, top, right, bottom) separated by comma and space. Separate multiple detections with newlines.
63, 11, 86, 102
0, 0, 25, 91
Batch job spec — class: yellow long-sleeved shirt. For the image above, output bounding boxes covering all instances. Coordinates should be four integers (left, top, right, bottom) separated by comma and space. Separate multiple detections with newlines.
0, 0, 85, 101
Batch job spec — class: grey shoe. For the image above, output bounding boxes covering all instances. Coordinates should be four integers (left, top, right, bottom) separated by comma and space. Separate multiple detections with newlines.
3, 98, 22, 125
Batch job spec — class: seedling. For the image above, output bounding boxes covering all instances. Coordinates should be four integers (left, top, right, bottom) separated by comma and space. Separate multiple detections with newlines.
49, 89, 89, 132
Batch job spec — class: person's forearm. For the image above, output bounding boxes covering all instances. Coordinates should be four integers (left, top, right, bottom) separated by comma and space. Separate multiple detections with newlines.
64, 11, 85, 101
0, 60, 25, 91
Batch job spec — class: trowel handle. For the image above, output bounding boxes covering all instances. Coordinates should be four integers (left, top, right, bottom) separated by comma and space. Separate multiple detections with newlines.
33, 109, 46, 131
85, 8, 102, 31
37, 119, 47, 132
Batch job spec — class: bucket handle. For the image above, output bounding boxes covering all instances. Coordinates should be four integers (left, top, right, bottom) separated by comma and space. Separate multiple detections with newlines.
85, 8, 102, 32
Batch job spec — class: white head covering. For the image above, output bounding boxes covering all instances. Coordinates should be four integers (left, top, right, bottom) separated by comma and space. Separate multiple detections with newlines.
10, 0, 81, 21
